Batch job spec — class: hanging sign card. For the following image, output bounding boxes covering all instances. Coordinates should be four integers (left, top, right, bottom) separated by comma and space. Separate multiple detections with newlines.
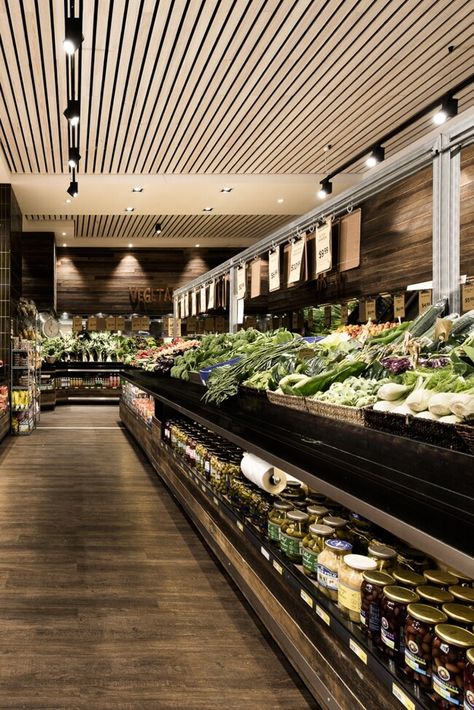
186, 317, 197, 334
394, 294, 405, 319
250, 259, 262, 298
87, 316, 97, 332
200, 285, 207, 313
268, 249, 280, 292
140, 316, 150, 331
365, 299, 377, 321
191, 291, 197, 316
462, 283, 474, 312
116, 316, 125, 331
419, 290, 432, 312
288, 237, 306, 284
72, 316, 83, 333
315, 222, 332, 275
340, 304, 348, 325
359, 301, 366, 322
208, 280, 215, 310
96, 316, 106, 331
106, 316, 116, 331
131, 316, 141, 332
237, 265, 246, 299
324, 305, 332, 328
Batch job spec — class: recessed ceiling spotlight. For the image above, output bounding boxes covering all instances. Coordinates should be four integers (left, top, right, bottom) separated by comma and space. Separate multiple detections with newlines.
128, 243, 133, 248
132, 186, 143, 192
61, 232, 66, 236
433, 95, 458, 125
277, 198, 284, 203
154, 222, 162, 234
195, 243, 200, 247
66, 199, 71, 204
220, 187, 233, 193
203, 207, 213, 212
323, 144, 332, 152
317, 179, 332, 199
125, 206, 134, 212
62, 243, 67, 247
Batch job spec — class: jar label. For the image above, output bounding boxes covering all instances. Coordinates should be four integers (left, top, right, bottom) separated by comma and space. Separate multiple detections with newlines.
205, 461, 210, 474
464, 689, 474, 709
381, 620, 396, 650
317, 564, 338, 591
361, 602, 381, 631
302, 547, 318, 573
268, 521, 281, 542
338, 583, 361, 613
433, 672, 461, 705
405, 646, 428, 676
280, 531, 301, 558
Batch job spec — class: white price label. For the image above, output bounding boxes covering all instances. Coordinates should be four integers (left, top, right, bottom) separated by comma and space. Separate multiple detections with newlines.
237, 266, 246, 299
208, 280, 215, 310
394, 294, 405, 318
288, 237, 305, 284
213, 496, 219, 507
273, 560, 283, 575
392, 684, 415, 710
236, 520, 244, 532
260, 546, 270, 561
462, 283, 474, 312
365, 299, 376, 321
201, 484, 206, 493
268, 248, 280, 292
349, 638, 367, 665
419, 290, 432, 312
300, 589, 314, 608
315, 222, 332, 274
316, 605, 330, 626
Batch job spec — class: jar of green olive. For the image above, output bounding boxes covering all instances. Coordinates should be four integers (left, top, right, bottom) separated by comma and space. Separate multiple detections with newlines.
404, 604, 448, 689
322, 515, 348, 539
416, 585, 454, 607
392, 567, 426, 589
449, 586, 474, 606
368, 544, 397, 572
306, 505, 330, 525
280, 510, 309, 563
381, 585, 420, 659
302, 524, 333, 580
360, 570, 394, 643
431, 624, 474, 708
442, 603, 474, 629
267, 501, 293, 544
424, 569, 459, 589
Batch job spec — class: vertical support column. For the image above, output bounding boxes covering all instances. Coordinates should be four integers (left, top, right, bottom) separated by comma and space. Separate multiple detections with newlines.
173, 297, 179, 337
228, 266, 238, 333
432, 133, 461, 313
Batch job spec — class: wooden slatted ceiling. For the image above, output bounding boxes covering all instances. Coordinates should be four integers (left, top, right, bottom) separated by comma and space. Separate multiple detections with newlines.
23, 213, 294, 241
1, 0, 473, 177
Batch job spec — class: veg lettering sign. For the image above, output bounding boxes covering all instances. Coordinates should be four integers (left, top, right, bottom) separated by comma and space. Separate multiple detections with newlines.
129, 286, 173, 311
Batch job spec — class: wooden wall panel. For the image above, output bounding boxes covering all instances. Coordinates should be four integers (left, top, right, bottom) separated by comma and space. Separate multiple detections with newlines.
56, 247, 238, 315
22, 232, 55, 310
461, 142, 474, 277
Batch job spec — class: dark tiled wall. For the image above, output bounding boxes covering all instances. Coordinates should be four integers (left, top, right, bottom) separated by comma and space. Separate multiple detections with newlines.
0, 184, 23, 372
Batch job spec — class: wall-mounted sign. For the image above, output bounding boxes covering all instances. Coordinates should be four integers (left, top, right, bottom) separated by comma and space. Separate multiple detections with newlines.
394, 294, 405, 319
237, 265, 246, 299
462, 283, 474, 312
315, 222, 332, 275
268, 249, 280, 292
419, 290, 432, 312
128, 286, 172, 310
208, 280, 215, 310
200, 285, 207, 313
72, 316, 83, 332
105, 316, 116, 331
116, 316, 125, 331
288, 237, 305, 285
87, 316, 97, 332
365, 299, 377, 321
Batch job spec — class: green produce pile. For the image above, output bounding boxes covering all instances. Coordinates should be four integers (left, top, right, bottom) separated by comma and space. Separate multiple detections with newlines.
41, 332, 158, 363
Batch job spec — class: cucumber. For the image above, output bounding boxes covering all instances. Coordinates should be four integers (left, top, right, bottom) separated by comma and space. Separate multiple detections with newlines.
408, 299, 447, 337
450, 309, 474, 336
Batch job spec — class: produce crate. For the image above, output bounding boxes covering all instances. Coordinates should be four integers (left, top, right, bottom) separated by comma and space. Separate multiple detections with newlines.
306, 398, 366, 425
266, 390, 309, 413
364, 407, 474, 454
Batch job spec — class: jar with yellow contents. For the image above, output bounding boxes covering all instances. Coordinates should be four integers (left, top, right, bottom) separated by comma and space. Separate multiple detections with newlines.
338, 554, 378, 623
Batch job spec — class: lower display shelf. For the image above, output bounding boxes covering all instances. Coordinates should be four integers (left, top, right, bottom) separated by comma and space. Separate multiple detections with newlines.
120, 403, 435, 710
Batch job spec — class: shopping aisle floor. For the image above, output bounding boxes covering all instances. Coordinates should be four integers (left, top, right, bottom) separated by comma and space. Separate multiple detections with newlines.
0, 405, 318, 710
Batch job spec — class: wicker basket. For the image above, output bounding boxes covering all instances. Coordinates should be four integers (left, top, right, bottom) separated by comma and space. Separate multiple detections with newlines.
306, 398, 366, 425
266, 391, 309, 413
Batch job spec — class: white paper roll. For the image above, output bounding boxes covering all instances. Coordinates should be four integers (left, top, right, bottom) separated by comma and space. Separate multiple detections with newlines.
240, 453, 287, 494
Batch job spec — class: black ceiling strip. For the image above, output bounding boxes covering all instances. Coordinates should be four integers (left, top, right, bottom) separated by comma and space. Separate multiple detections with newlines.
139, 0, 203, 172
92, 0, 114, 173
18, 0, 49, 172
33, 2, 56, 172
149, 0, 227, 172
49, 0, 65, 171
100, 0, 131, 173
77, 0, 83, 175
84, 0, 99, 173
124, 2, 176, 173
0, 84, 24, 172
172, 0, 278, 172
104, 0, 144, 172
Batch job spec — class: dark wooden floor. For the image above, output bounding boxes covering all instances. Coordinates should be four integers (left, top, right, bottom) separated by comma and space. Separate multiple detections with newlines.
0, 405, 318, 709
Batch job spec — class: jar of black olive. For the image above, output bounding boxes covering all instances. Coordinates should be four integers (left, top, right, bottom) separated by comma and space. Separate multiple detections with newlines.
424, 569, 460, 589
392, 567, 426, 589
416, 586, 455, 608
360, 570, 394, 643
449, 586, 474, 606
431, 624, 474, 708
404, 603, 448, 689
380, 585, 419, 659
442, 603, 474, 630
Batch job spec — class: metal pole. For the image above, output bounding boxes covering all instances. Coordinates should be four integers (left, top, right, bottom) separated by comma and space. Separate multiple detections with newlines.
228, 267, 238, 333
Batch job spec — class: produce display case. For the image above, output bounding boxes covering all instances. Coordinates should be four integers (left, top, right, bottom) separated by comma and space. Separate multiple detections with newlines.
40, 362, 123, 407
119, 371, 473, 710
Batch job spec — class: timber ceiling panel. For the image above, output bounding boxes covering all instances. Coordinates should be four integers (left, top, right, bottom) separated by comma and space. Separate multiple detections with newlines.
1, 0, 473, 178
23, 213, 294, 241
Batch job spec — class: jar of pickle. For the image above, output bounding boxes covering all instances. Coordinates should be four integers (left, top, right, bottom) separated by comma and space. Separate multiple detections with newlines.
280, 511, 309, 563
301, 524, 333, 580
306, 505, 329, 525
431, 624, 474, 708
368, 544, 397, 572
449, 586, 474, 606
464, 648, 474, 710
380, 585, 420, 659
360, 570, 394, 642
267, 501, 293, 544
195, 440, 207, 474
416, 586, 454, 607
338, 554, 377, 623
424, 569, 460, 589
392, 567, 426, 589
347, 512, 373, 553
322, 515, 348, 539
404, 603, 448, 689
441, 603, 474, 629
317, 539, 352, 601
397, 547, 429, 573
209, 450, 225, 492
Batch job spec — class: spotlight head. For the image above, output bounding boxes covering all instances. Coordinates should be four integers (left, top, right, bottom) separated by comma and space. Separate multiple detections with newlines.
366, 145, 385, 168
63, 17, 83, 55
317, 179, 332, 199
433, 95, 458, 125
68, 147, 81, 168
66, 181, 78, 198
63, 100, 80, 126
154, 222, 162, 235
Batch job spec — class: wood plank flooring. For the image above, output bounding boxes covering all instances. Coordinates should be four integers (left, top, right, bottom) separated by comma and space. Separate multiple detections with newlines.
0, 405, 318, 709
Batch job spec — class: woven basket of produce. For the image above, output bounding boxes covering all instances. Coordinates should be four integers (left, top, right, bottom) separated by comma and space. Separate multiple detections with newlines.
266, 391, 309, 413
306, 399, 366, 425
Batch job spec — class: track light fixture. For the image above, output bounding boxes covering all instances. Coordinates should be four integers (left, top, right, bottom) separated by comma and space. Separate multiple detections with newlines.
317, 179, 332, 199
63, 17, 83, 55
433, 95, 458, 125
366, 145, 385, 168
154, 223, 162, 235
68, 147, 81, 168
66, 181, 78, 198
63, 100, 80, 126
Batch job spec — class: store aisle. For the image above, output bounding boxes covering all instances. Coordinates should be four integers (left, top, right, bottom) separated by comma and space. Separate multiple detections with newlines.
0, 405, 318, 710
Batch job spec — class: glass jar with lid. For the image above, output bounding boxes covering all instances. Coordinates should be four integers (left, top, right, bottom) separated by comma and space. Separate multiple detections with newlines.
441, 603, 474, 629
280, 510, 309, 563
397, 547, 429, 573
306, 505, 330, 525
464, 648, 474, 710
283, 480, 306, 500
317, 539, 352, 601
392, 567, 426, 589
322, 515, 348, 540
431, 624, 474, 708
347, 512, 373, 553
302, 524, 333, 580
416, 586, 454, 607
381, 585, 420, 659
306, 493, 329, 506
338, 554, 378, 623
361, 570, 394, 642
446, 569, 472, 588
267, 501, 294, 544
424, 569, 459, 589
404, 603, 448, 689
449, 586, 474, 606
368, 544, 397, 572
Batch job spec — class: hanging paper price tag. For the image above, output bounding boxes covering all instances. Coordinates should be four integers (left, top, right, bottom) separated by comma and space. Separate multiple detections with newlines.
315, 222, 332, 274
340, 304, 348, 325
87, 316, 97, 332
200, 285, 207, 313
268, 249, 280, 292
72, 316, 83, 332
106, 316, 116, 331
250, 259, 262, 298
191, 291, 197, 316
237, 265, 246, 299
365, 299, 376, 321
131, 316, 141, 332
419, 290, 432, 312
116, 316, 125, 331
324, 305, 332, 328
462, 283, 474, 312
208, 280, 215, 310
394, 294, 405, 318
140, 316, 150, 331
288, 237, 305, 284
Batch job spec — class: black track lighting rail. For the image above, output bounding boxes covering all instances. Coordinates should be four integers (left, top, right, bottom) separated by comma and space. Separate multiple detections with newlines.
63, 0, 83, 200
